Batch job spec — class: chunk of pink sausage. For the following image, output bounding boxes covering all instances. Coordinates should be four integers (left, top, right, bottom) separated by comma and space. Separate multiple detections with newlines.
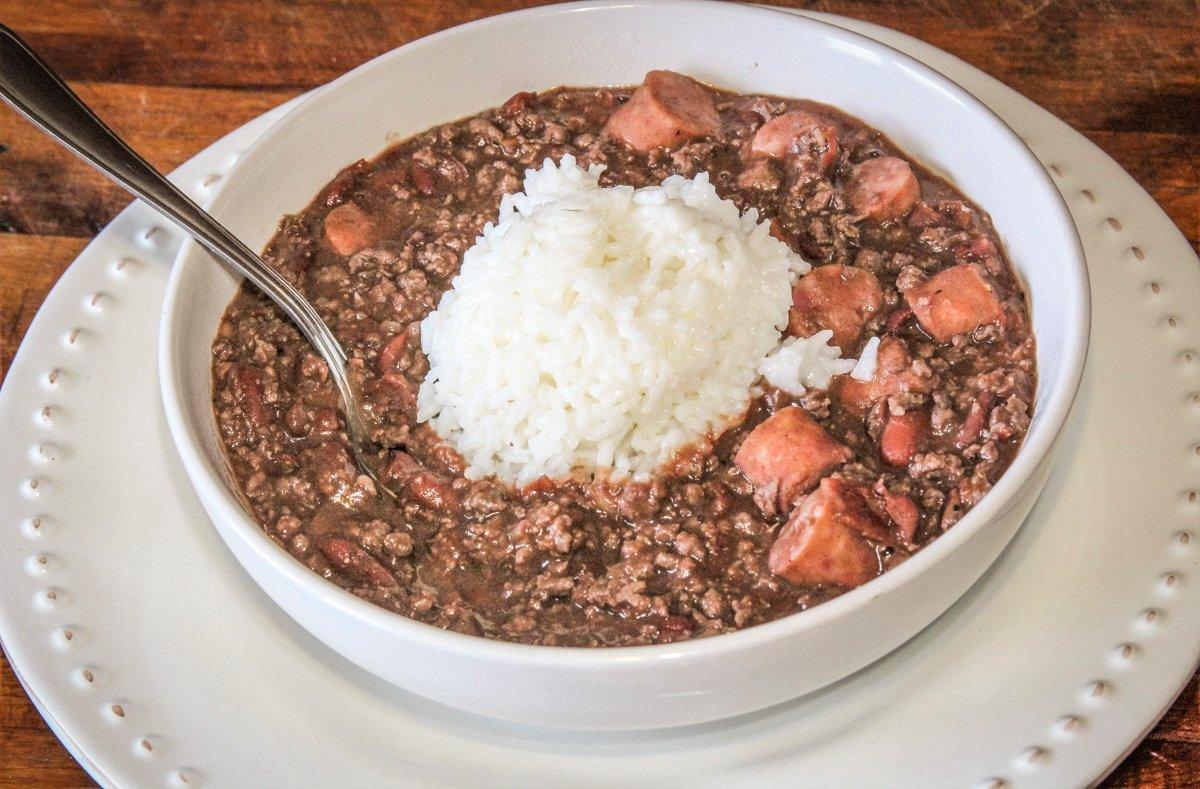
750, 111, 839, 174
901, 263, 1003, 343
323, 203, 376, 256
603, 70, 721, 153
768, 478, 878, 587
835, 335, 929, 417
735, 406, 852, 515
789, 264, 884, 350
846, 156, 921, 221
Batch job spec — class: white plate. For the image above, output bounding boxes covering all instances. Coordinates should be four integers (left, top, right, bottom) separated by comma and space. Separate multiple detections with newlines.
0, 11, 1197, 788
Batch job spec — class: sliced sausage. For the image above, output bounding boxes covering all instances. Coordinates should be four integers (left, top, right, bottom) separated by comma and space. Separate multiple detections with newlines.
750, 111, 839, 175
768, 478, 879, 587
880, 408, 930, 467
836, 336, 929, 416
788, 264, 884, 349
734, 406, 852, 516
817, 477, 900, 546
603, 70, 720, 153
323, 203, 376, 256
846, 156, 921, 221
901, 263, 1002, 342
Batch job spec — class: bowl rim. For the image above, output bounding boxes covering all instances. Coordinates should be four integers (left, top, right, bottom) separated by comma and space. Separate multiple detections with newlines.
158, 0, 1091, 668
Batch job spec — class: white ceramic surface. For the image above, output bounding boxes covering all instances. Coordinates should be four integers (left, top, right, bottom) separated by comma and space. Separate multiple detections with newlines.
157, 0, 1089, 730
0, 10, 1196, 787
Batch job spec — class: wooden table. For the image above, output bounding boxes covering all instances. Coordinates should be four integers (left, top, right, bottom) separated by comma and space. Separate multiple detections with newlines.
0, 1, 1196, 784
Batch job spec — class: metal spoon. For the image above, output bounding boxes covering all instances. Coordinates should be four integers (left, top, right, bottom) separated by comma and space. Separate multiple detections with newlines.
0, 24, 389, 495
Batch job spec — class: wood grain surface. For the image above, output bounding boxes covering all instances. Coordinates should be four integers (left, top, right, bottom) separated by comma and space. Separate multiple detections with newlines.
0, 1, 1197, 785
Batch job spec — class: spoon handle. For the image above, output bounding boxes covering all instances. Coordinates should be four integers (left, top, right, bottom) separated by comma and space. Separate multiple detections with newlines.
0, 23, 346, 368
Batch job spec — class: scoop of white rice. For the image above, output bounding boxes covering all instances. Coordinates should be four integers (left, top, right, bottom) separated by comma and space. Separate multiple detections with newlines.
417, 156, 810, 485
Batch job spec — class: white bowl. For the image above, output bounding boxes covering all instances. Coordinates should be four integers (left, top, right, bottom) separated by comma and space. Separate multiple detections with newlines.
159, 0, 1089, 729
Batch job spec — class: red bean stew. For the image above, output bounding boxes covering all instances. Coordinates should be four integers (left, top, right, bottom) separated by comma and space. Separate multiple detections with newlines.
211, 72, 1036, 646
